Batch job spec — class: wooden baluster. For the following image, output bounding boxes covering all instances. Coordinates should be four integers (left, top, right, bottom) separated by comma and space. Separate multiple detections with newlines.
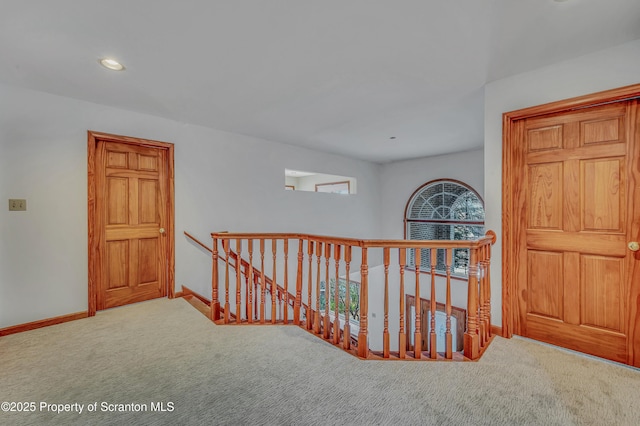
414, 248, 421, 359
323, 243, 332, 340
343, 246, 352, 350
357, 247, 369, 358
485, 241, 492, 340
445, 248, 453, 359
260, 239, 266, 324
483, 244, 492, 343
236, 239, 242, 323
383, 247, 390, 358
314, 242, 323, 334
244, 262, 250, 323
272, 239, 277, 324
399, 248, 406, 359
294, 238, 304, 325
211, 236, 220, 321
464, 247, 480, 360
283, 239, 289, 323
478, 245, 487, 347
429, 248, 437, 359
247, 240, 254, 323
307, 241, 314, 330
224, 239, 230, 324
333, 245, 341, 344
254, 273, 259, 320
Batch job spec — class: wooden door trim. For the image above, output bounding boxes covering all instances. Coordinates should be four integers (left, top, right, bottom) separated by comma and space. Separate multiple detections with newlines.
502, 83, 640, 339
88, 131, 175, 316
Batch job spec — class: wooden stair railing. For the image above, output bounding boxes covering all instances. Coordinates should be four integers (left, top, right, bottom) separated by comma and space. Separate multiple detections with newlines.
186, 230, 497, 361
184, 232, 300, 323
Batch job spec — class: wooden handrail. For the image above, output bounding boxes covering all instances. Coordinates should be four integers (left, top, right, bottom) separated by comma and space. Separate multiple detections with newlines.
184, 231, 212, 253
211, 231, 495, 250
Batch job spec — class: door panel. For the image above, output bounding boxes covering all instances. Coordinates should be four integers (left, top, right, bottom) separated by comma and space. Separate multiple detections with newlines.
107, 240, 129, 289
527, 251, 563, 319
107, 177, 129, 225
96, 139, 168, 310
139, 238, 159, 284
527, 125, 563, 151
581, 158, 624, 231
580, 255, 623, 332
580, 116, 625, 146
514, 101, 639, 365
528, 162, 563, 229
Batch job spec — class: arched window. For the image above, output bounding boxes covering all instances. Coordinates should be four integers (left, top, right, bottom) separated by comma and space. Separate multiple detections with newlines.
404, 179, 485, 276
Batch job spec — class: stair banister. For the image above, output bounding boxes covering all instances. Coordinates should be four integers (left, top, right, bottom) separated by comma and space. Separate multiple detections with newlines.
464, 246, 479, 359
203, 231, 497, 362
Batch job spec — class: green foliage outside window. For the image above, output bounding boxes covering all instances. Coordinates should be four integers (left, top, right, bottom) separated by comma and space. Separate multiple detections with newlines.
319, 278, 360, 322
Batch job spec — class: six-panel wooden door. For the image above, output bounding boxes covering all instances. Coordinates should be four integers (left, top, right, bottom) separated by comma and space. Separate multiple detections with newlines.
91, 135, 173, 311
512, 100, 640, 365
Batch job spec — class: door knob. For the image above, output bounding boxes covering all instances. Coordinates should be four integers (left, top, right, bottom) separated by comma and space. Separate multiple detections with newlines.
629, 241, 640, 252
159, 228, 166, 234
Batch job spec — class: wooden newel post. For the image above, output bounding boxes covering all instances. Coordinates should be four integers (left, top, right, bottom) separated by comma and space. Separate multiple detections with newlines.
283, 239, 289, 323
211, 236, 220, 321
294, 238, 304, 325
358, 247, 369, 358
485, 240, 492, 339
414, 248, 422, 359
247, 240, 254, 324
478, 245, 487, 347
223, 239, 230, 324
485, 230, 496, 340
464, 246, 480, 360
383, 247, 390, 358
399, 248, 406, 359
236, 239, 242, 324
271, 239, 277, 324
260, 239, 266, 324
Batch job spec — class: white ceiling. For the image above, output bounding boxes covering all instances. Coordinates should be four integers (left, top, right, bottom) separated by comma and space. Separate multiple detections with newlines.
1, 0, 639, 163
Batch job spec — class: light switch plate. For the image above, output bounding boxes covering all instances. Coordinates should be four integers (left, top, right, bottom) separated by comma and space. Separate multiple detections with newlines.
8, 199, 27, 211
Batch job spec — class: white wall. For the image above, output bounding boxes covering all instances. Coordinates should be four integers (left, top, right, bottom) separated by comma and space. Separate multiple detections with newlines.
0, 83, 381, 328
378, 149, 485, 240
485, 38, 640, 327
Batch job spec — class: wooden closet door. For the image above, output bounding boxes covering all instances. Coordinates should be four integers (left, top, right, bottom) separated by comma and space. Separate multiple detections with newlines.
514, 100, 640, 365
96, 140, 168, 309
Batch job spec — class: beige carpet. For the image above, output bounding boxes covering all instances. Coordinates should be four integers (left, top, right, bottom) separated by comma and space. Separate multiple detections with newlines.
0, 298, 638, 425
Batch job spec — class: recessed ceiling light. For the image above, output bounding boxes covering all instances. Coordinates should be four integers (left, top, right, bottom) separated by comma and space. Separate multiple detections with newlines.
99, 58, 125, 71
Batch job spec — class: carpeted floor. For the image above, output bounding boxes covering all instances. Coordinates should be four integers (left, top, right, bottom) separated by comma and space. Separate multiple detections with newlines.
1, 298, 638, 425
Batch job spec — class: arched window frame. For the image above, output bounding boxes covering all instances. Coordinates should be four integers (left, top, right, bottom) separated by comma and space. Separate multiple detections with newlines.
403, 179, 485, 278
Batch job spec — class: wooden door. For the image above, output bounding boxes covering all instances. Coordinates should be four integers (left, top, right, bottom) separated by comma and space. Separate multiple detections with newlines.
88, 132, 174, 313
510, 99, 640, 365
